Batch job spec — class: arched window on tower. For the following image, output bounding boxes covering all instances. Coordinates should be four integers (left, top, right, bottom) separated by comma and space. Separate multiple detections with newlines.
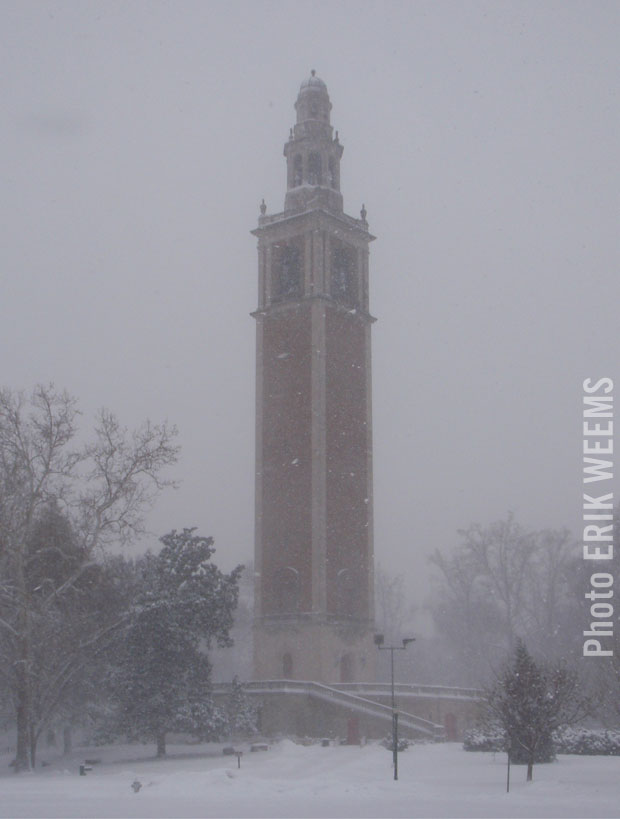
308, 153, 321, 185
272, 243, 302, 302
328, 157, 337, 189
331, 245, 357, 307
293, 154, 302, 187
274, 566, 300, 613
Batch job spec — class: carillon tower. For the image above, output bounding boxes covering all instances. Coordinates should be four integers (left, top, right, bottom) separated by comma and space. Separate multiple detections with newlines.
252, 72, 376, 684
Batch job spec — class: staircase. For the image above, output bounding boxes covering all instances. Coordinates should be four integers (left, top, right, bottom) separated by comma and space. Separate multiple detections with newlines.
213, 679, 446, 740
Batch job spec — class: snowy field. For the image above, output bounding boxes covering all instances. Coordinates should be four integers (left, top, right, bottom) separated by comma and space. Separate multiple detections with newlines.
1, 740, 618, 819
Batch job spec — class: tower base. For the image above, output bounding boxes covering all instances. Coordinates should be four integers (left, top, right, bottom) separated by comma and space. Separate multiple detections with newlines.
253, 616, 376, 684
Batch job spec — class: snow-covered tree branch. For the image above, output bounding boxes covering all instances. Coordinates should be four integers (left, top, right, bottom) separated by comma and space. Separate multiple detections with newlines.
0, 384, 179, 772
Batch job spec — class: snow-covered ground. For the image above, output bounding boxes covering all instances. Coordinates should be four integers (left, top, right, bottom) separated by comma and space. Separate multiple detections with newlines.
1, 740, 618, 818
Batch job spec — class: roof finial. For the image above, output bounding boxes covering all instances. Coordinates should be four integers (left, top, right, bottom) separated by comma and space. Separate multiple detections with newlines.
260, 199, 266, 216
311, 69, 316, 77
360, 204, 367, 223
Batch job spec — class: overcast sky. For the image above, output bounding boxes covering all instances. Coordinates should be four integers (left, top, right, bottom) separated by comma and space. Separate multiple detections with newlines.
2, 0, 618, 609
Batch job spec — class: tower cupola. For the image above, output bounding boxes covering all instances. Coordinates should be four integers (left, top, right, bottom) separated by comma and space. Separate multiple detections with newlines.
295, 70, 331, 125
284, 71, 344, 213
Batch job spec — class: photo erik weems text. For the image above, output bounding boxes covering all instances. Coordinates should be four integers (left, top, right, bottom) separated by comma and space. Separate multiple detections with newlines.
582, 377, 615, 658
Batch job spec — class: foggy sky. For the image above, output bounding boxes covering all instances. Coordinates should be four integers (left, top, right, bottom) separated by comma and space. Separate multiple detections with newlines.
2, 0, 618, 611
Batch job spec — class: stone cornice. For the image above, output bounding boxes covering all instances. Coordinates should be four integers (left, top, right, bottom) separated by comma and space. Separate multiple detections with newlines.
251, 294, 376, 324
252, 206, 375, 243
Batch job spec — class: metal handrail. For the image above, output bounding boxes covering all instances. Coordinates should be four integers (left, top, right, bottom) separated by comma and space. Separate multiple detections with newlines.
330, 682, 482, 700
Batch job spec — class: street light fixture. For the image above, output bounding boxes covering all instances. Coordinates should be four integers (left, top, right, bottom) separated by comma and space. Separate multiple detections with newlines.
374, 634, 415, 781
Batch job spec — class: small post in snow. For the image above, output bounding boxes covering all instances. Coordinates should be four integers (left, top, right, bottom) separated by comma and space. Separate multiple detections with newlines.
506, 740, 511, 793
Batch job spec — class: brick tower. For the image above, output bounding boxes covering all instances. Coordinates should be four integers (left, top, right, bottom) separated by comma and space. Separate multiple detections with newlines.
252, 72, 376, 684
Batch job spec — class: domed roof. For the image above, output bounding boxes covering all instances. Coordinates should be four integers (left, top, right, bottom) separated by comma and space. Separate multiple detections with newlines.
299, 70, 327, 92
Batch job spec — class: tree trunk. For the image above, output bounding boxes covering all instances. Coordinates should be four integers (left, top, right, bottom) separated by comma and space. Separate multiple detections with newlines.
13, 556, 32, 773
63, 726, 72, 755
527, 755, 534, 782
156, 732, 166, 758
29, 724, 37, 769
14, 695, 31, 772
14, 629, 32, 774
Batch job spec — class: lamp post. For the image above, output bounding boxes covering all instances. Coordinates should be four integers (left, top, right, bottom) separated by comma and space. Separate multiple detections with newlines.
374, 634, 415, 781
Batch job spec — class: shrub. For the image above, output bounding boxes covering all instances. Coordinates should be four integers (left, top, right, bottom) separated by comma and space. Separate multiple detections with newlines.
464, 724, 620, 756
463, 722, 553, 761
553, 726, 620, 756
463, 726, 505, 753
381, 734, 410, 752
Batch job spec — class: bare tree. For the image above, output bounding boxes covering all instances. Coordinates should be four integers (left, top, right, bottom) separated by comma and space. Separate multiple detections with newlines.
374, 563, 416, 645
0, 385, 178, 771
24, 512, 134, 766
523, 528, 575, 653
429, 514, 576, 686
429, 545, 505, 685
458, 515, 538, 650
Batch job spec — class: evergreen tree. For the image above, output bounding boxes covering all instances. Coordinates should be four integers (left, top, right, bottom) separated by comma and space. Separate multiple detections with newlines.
226, 676, 259, 738
109, 529, 242, 756
487, 640, 589, 781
